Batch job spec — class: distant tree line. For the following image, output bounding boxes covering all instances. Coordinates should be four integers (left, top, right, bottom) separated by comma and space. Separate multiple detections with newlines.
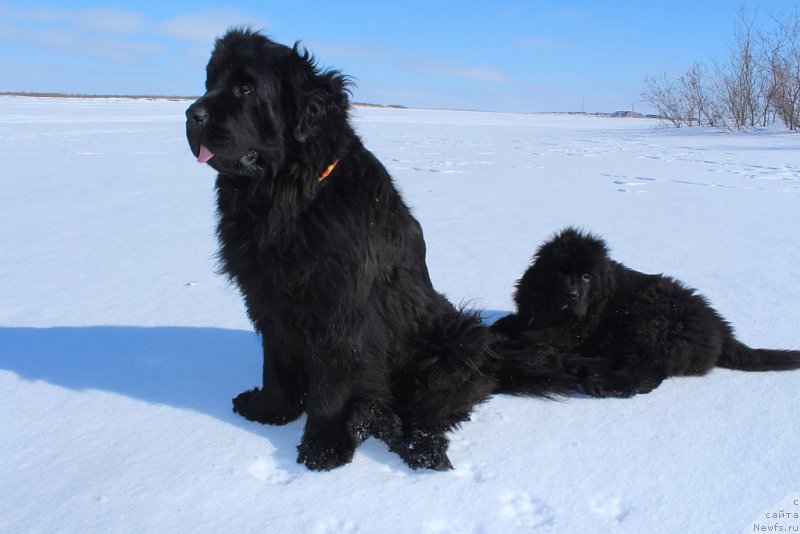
643, 5, 800, 131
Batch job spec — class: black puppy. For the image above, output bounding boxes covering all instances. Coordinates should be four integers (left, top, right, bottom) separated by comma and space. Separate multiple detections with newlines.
185, 29, 568, 471
493, 227, 800, 397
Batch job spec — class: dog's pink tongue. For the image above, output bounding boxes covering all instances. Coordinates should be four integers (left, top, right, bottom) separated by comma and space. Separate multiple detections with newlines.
197, 145, 214, 164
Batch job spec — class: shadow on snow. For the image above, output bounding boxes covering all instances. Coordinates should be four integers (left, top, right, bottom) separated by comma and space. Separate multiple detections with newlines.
0, 310, 510, 471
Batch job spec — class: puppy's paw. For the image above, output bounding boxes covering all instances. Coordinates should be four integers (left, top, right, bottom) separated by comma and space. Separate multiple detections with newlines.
232, 388, 302, 425
581, 377, 636, 398
296, 435, 355, 471
581, 378, 611, 397
562, 357, 594, 381
394, 430, 453, 471
565, 361, 588, 379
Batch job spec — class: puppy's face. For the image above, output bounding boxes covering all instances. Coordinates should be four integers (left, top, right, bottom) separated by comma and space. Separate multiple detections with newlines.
552, 270, 594, 320
185, 32, 291, 178
525, 257, 601, 323
516, 228, 611, 325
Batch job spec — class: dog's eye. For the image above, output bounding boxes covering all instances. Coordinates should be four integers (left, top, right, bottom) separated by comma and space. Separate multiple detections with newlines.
237, 83, 253, 96
581, 274, 591, 283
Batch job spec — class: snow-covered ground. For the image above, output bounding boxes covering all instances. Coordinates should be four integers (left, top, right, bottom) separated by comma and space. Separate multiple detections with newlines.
1, 96, 799, 533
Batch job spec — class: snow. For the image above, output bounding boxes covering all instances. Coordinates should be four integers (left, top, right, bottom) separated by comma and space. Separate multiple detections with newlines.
1, 95, 799, 533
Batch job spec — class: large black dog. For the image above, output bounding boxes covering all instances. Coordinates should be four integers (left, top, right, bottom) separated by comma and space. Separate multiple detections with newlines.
185, 28, 567, 471
493, 227, 800, 397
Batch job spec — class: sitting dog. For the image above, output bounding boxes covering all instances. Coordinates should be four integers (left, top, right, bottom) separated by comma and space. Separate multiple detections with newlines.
186, 28, 572, 471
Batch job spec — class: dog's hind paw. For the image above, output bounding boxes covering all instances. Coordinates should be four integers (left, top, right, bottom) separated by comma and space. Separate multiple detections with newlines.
232, 388, 303, 425
394, 430, 453, 471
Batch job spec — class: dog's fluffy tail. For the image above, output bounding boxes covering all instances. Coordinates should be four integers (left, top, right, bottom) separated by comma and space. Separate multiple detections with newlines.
489, 335, 577, 397
718, 339, 800, 372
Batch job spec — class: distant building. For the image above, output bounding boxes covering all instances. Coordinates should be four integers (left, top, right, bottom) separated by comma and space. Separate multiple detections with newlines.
611, 110, 643, 118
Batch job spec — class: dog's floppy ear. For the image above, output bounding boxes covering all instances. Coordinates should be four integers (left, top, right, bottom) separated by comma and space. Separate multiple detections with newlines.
289, 44, 352, 143
514, 239, 570, 327
513, 259, 550, 326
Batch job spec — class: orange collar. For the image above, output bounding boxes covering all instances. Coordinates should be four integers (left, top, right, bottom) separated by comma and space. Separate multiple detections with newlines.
318, 159, 339, 183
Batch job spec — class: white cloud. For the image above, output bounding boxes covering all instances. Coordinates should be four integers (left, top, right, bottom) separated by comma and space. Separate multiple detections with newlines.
73, 9, 146, 34
25, 29, 165, 62
17, 8, 146, 34
30, 28, 76, 49
157, 9, 269, 43
309, 41, 391, 62
0, 6, 160, 62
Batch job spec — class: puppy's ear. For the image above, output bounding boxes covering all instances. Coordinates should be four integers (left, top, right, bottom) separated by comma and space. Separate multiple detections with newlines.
513, 260, 550, 325
289, 44, 351, 143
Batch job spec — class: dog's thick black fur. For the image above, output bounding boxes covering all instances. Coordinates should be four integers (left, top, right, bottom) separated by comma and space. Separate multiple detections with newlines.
185, 28, 569, 471
492, 227, 800, 397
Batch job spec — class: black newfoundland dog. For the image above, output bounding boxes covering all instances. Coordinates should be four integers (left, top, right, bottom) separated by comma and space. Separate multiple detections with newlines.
493, 227, 800, 398
185, 28, 568, 471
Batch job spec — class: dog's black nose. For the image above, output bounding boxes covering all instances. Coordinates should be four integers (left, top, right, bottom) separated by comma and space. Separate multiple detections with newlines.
187, 105, 209, 125
566, 288, 579, 300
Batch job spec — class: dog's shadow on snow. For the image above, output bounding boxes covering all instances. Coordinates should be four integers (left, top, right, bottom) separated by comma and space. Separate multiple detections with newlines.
0, 310, 510, 474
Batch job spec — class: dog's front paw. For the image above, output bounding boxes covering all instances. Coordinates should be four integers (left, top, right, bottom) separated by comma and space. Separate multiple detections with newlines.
232, 388, 302, 425
296, 435, 355, 471
393, 430, 453, 471
581, 376, 636, 398
565, 361, 588, 379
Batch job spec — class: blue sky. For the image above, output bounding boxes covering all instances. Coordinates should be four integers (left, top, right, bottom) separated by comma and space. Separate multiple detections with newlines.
0, 1, 794, 112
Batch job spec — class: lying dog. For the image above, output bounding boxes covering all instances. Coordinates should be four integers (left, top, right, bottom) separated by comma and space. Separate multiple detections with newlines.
493, 227, 800, 397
